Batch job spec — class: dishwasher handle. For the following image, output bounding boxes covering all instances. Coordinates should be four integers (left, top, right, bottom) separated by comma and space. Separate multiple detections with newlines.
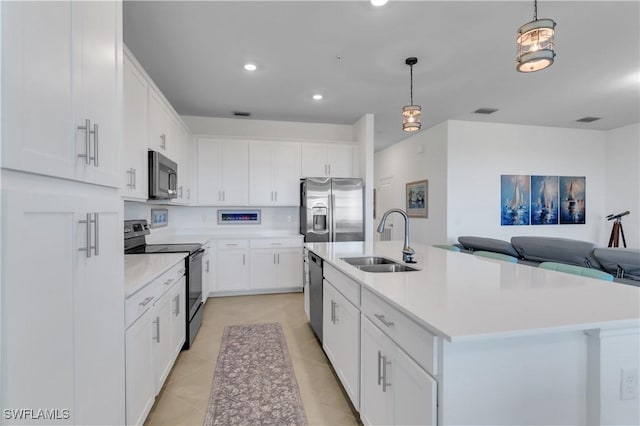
309, 252, 323, 267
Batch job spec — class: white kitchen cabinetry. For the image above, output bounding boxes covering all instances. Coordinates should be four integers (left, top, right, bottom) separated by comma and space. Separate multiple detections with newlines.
171, 123, 192, 205
123, 49, 149, 200
249, 239, 303, 291
360, 316, 437, 426
125, 260, 185, 425
1, 172, 125, 425
2, 0, 120, 188
148, 88, 176, 159
248, 141, 301, 206
196, 138, 248, 206
301, 143, 354, 178
202, 240, 217, 303
322, 279, 360, 409
217, 240, 250, 292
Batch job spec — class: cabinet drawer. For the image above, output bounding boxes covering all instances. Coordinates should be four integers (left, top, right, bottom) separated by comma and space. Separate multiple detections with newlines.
361, 288, 438, 375
217, 239, 249, 249
250, 238, 303, 249
156, 261, 186, 298
324, 263, 360, 307
126, 281, 158, 329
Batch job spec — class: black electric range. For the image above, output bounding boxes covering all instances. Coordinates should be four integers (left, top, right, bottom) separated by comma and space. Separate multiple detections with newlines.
124, 219, 203, 349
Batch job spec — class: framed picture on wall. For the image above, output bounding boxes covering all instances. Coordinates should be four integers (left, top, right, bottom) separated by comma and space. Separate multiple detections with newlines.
559, 176, 586, 224
500, 174, 530, 226
406, 180, 428, 218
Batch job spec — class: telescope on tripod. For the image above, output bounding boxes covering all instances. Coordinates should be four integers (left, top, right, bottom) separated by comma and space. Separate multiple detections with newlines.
607, 210, 630, 248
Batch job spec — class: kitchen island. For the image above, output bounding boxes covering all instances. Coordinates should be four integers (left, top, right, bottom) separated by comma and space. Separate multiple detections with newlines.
307, 240, 640, 426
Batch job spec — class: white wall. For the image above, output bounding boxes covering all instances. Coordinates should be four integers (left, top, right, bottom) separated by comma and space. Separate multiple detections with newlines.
182, 115, 353, 142
447, 120, 608, 244
604, 123, 640, 249
374, 122, 448, 245
354, 114, 375, 241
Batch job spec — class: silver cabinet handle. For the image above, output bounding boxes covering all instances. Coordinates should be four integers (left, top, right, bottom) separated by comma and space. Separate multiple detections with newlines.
275, 191, 278, 202
160, 134, 166, 150
173, 294, 180, 316
93, 123, 99, 166
327, 164, 331, 175
222, 190, 225, 201
132, 168, 136, 189
178, 268, 186, 275
78, 213, 98, 258
206, 260, 210, 273
330, 300, 335, 323
93, 213, 99, 256
126, 169, 133, 188
374, 313, 394, 328
77, 119, 97, 165
273, 253, 276, 264
382, 355, 391, 392
271, 191, 274, 202
242, 254, 246, 265
164, 278, 174, 286
187, 188, 190, 199
226, 243, 238, 247
271, 243, 282, 246
218, 190, 221, 201
139, 296, 154, 307
377, 350, 383, 385
179, 186, 183, 198
153, 317, 160, 343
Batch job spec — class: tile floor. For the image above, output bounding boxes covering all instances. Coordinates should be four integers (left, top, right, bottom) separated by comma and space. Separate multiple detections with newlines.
145, 293, 360, 425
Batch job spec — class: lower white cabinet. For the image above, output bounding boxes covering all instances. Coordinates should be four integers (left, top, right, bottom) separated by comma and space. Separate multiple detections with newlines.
125, 263, 186, 426
323, 280, 360, 409
202, 240, 217, 303
1, 171, 125, 425
217, 240, 249, 292
360, 316, 437, 426
250, 247, 303, 290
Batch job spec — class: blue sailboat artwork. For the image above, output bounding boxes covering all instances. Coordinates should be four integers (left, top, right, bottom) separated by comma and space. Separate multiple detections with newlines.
531, 175, 559, 225
501, 175, 530, 226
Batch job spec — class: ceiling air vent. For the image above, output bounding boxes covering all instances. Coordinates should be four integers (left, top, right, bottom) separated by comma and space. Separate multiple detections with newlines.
576, 116, 601, 123
233, 111, 251, 117
473, 108, 499, 115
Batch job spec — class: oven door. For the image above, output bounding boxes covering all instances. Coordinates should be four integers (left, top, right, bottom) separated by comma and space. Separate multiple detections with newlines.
187, 249, 204, 320
149, 150, 178, 200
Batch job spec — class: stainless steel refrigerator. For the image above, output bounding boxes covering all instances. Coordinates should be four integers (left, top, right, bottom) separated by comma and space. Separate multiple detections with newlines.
300, 177, 364, 242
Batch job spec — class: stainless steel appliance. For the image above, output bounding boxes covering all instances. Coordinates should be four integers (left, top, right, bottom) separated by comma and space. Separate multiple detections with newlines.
124, 219, 203, 349
148, 150, 178, 200
300, 177, 364, 242
308, 251, 324, 341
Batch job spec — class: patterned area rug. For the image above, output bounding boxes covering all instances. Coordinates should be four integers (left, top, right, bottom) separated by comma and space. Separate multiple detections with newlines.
204, 323, 308, 426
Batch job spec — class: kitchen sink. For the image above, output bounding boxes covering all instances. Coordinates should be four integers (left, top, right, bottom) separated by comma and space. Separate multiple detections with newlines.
341, 256, 395, 266
341, 256, 419, 273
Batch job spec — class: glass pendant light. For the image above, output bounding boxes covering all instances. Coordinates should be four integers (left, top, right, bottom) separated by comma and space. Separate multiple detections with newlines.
402, 57, 421, 132
516, 0, 556, 72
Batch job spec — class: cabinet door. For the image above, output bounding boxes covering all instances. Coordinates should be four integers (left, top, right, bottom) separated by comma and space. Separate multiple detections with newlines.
2, 1, 73, 179
327, 144, 353, 178
394, 348, 437, 426
170, 277, 187, 358
276, 248, 303, 288
220, 140, 247, 205
123, 54, 149, 200
153, 291, 173, 394
335, 291, 361, 410
301, 143, 328, 177
360, 316, 394, 426
248, 141, 274, 205
272, 142, 301, 206
148, 89, 170, 154
1, 173, 124, 425
202, 251, 211, 304
323, 283, 340, 367
73, 0, 120, 187
125, 312, 155, 426
196, 139, 222, 204
250, 250, 278, 289
217, 250, 248, 291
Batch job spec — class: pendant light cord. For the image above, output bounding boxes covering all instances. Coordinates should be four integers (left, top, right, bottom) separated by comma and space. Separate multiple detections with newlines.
410, 65, 414, 106
533, 0, 538, 20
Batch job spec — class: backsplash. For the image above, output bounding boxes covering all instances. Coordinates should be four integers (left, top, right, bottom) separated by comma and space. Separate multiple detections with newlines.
124, 201, 299, 235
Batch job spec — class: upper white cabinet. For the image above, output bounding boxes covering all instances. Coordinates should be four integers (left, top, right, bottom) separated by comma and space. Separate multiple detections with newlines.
171, 123, 192, 205
196, 138, 248, 206
2, 0, 120, 188
301, 143, 354, 178
123, 50, 149, 200
148, 88, 175, 158
248, 141, 301, 206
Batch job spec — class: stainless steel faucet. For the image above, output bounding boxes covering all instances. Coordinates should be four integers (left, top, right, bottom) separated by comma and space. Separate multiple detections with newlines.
376, 208, 416, 263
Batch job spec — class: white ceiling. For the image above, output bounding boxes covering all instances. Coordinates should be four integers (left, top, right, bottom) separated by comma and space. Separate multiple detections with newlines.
123, 1, 640, 151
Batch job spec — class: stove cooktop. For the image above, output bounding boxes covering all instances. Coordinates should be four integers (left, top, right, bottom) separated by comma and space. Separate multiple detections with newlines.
125, 243, 202, 255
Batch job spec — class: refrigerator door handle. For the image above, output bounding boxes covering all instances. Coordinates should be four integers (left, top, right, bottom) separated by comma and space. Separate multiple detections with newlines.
330, 193, 336, 242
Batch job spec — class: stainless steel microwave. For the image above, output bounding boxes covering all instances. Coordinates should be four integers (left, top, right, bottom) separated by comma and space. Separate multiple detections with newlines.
148, 150, 177, 200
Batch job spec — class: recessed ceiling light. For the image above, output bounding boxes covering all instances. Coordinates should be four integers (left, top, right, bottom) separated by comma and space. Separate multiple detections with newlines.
312, 94, 323, 100
371, 0, 388, 6
576, 116, 601, 123
473, 108, 499, 115
244, 63, 257, 71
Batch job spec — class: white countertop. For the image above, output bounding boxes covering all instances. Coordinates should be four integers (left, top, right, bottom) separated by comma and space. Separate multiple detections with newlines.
306, 241, 640, 342
124, 253, 187, 297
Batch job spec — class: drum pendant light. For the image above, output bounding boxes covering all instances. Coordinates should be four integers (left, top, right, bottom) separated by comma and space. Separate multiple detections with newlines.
402, 57, 421, 132
516, 0, 556, 72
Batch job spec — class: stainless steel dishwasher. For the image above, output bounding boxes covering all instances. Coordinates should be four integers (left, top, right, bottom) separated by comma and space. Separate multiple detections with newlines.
308, 251, 323, 342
